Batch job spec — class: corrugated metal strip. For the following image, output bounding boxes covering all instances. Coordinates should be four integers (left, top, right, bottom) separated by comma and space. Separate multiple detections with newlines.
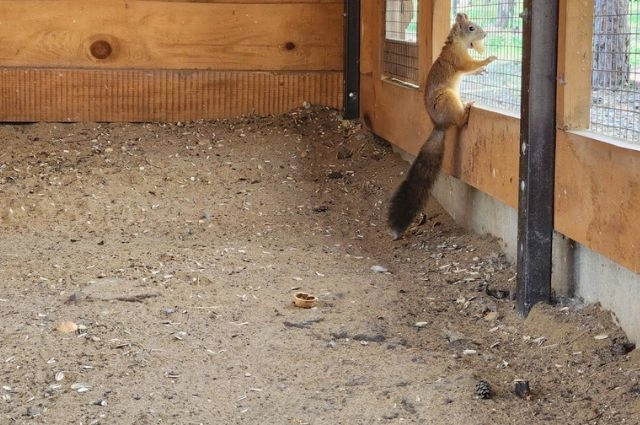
0, 68, 344, 122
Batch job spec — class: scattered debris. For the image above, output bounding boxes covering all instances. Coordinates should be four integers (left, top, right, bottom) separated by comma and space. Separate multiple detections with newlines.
443, 328, 468, 344
293, 292, 317, 309
55, 321, 78, 333
514, 379, 531, 399
64, 290, 160, 304
475, 380, 492, 400
0, 106, 636, 423
352, 333, 386, 343
370, 265, 388, 273
162, 307, 176, 316
485, 286, 512, 300
114, 293, 160, 303
283, 318, 324, 329
483, 311, 500, 322
70, 383, 90, 393
26, 405, 43, 418
173, 331, 188, 340
610, 337, 636, 356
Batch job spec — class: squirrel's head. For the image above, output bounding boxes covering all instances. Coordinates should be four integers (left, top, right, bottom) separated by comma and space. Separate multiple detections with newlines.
453, 13, 487, 54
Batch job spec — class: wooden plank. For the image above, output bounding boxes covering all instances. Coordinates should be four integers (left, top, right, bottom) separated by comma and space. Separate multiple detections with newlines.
557, 0, 593, 130
360, 77, 431, 152
358, 0, 378, 77
417, 0, 433, 85
0, 68, 343, 122
444, 109, 520, 208
137, 1, 342, 3
447, 112, 640, 275
555, 132, 640, 273
0, 1, 343, 71
429, 0, 450, 70
360, 0, 430, 151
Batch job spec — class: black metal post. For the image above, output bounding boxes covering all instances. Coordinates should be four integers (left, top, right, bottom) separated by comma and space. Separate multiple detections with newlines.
343, 0, 360, 119
516, 1, 559, 316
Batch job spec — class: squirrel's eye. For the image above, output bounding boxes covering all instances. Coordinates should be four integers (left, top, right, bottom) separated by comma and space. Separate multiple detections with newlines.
469, 26, 475, 31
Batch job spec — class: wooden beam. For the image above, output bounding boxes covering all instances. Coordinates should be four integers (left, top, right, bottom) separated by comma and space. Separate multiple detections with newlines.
555, 132, 640, 274
137, 0, 342, 3
516, 1, 559, 316
0, 68, 343, 122
442, 109, 520, 208
0, 1, 343, 71
429, 0, 450, 73
557, 0, 594, 130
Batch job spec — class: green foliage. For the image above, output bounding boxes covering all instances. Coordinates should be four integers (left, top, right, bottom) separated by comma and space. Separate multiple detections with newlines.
484, 34, 522, 61
407, 21, 417, 35
628, 1, 639, 65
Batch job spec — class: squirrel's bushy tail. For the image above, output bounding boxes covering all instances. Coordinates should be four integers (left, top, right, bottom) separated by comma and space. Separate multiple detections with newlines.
388, 128, 445, 239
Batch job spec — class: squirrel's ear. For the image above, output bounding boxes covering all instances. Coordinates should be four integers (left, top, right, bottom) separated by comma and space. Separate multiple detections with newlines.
455, 13, 468, 24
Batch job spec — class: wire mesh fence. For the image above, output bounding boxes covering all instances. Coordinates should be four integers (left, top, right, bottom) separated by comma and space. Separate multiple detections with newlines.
452, 0, 523, 114
590, 0, 640, 144
383, 0, 419, 85
429, 2, 640, 145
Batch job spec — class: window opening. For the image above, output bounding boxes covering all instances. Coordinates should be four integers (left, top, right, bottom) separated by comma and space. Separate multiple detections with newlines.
453, 1, 524, 114
590, 0, 639, 144
384, 0, 419, 86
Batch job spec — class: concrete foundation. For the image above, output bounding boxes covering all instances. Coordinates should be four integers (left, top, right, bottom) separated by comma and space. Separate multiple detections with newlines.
431, 173, 640, 343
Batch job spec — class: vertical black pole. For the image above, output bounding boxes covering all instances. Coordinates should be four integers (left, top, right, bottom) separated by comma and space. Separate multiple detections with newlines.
517, 1, 559, 316
343, 0, 360, 119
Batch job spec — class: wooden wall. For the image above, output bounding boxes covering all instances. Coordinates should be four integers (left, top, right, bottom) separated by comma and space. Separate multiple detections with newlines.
0, 0, 344, 121
361, 0, 640, 274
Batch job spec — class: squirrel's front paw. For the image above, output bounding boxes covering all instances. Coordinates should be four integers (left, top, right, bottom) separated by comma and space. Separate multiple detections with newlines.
487, 55, 498, 63
462, 102, 474, 126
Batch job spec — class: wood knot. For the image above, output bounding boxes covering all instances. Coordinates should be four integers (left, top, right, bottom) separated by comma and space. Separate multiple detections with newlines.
284, 41, 296, 51
90, 40, 113, 59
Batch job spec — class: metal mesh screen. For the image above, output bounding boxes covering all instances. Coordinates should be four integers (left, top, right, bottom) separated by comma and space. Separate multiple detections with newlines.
384, 0, 419, 85
452, 1, 524, 114
590, 1, 640, 144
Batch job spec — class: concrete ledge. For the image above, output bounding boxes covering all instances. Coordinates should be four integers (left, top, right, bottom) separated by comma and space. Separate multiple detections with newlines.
431, 172, 640, 343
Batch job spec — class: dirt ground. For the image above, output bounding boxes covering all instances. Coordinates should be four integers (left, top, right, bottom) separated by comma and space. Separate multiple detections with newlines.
1, 106, 638, 424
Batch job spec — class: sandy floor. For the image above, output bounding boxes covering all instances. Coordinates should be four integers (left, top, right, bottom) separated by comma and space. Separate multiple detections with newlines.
1, 106, 638, 424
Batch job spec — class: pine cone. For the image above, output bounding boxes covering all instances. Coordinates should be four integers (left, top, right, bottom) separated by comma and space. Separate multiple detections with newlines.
475, 380, 492, 399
